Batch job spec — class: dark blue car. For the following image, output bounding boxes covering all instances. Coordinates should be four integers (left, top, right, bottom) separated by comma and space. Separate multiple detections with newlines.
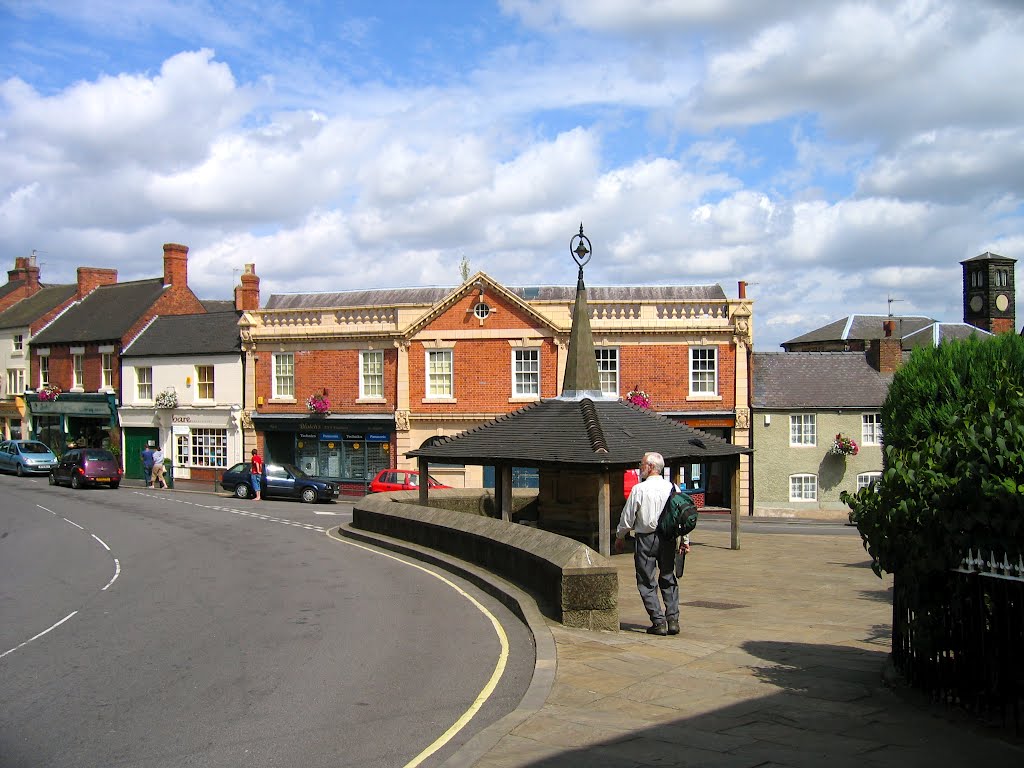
220, 461, 339, 503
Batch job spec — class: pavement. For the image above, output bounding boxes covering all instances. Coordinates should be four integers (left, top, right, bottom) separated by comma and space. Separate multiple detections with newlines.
129, 479, 1023, 767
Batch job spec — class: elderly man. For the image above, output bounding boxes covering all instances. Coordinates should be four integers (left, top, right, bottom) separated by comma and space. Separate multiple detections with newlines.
614, 451, 680, 636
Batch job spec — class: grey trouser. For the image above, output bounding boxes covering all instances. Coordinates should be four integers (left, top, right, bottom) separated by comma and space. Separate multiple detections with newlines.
633, 531, 678, 623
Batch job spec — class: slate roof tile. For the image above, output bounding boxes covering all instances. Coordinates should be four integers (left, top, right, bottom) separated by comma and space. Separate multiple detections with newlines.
752, 352, 892, 409
123, 311, 242, 357
31, 279, 167, 345
0, 284, 76, 330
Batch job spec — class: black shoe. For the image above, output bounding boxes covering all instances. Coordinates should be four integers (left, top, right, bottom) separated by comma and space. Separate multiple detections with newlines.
667, 618, 680, 635
646, 621, 668, 636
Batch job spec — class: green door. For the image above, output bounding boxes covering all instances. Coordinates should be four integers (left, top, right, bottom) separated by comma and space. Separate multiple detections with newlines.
124, 428, 159, 479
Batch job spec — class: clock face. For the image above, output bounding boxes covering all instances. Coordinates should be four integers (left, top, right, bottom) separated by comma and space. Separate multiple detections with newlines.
996, 293, 1010, 312
969, 295, 984, 313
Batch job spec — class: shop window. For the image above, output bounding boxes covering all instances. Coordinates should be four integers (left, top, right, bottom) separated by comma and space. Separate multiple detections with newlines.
187, 428, 227, 468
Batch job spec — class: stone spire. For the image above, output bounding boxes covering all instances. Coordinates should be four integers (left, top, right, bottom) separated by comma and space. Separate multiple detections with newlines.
559, 224, 607, 400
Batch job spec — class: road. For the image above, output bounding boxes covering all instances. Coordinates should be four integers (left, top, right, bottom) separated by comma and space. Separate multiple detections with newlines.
0, 477, 534, 768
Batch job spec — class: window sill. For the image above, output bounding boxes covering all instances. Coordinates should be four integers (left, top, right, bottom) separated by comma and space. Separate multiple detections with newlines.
422, 397, 457, 404
356, 397, 387, 404
509, 396, 540, 403
790, 444, 818, 448
69, 387, 85, 393
686, 394, 722, 401
270, 398, 297, 404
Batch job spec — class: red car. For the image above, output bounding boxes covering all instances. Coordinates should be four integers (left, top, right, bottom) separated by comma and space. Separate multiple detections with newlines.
369, 469, 450, 493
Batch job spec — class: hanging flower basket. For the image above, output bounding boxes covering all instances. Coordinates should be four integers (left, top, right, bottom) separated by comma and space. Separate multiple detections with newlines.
38, 384, 61, 402
306, 391, 331, 415
829, 433, 859, 456
625, 386, 651, 409
155, 388, 178, 408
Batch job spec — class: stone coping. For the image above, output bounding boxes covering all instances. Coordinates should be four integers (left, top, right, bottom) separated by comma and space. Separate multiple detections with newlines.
354, 491, 618, 630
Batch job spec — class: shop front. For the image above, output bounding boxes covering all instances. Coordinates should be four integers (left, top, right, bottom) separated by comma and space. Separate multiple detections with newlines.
120, 406, 243, 484
253, 414, 394, 496
26, 392, 119, 457
0, 400, 24, 442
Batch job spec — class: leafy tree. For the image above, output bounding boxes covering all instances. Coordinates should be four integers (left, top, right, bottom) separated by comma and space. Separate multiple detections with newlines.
843, 333, 1024, 582
459, 255, 471, 283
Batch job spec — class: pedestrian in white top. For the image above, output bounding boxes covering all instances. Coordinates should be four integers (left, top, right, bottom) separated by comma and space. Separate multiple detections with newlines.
614, 451, 679, 636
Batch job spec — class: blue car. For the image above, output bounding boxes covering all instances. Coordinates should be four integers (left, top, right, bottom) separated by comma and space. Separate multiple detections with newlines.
0, 440, 59, 476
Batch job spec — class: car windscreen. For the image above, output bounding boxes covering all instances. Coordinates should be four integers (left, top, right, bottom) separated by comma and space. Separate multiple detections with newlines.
20, 442, 51, 454
84, 450, 116, 461
281, 463, 308, 478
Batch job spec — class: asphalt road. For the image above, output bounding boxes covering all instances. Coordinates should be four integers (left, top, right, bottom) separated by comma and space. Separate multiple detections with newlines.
0, 477, 534, 768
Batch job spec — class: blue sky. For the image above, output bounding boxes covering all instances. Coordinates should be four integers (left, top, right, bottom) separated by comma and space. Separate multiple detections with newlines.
1, 0, 1022, 350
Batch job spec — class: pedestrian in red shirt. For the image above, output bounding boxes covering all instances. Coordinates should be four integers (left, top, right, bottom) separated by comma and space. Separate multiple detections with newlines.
250, 447, 264, 501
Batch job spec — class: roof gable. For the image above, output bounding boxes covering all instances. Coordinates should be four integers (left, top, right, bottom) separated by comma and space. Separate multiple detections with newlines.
405, 273, 560, 337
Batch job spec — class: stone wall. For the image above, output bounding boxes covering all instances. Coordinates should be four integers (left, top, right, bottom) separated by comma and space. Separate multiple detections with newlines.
354, 490, 618, 630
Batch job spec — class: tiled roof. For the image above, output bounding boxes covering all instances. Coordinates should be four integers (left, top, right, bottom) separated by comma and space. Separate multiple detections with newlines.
782, 314, 935, 347
122, 311, 241, 357
265, 283, 726, 310
0, 279, 26, 302
31, 279, 167, 345
407, 398, 749, 469
0, 284, 76, 330
752, 352, 892, 409
961, 251, 1015, 263
201, 299, 236, 313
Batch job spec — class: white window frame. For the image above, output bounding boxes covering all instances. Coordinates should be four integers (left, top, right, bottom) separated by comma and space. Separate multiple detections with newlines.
862, 413, 882, 446
72, 354, 84, 390
39, 356, 49, 388
186, 427, 228, 469
595, 347, 619, 396
101, 353, 114, 390
272, 353, 295, 399
426, 349, 453, 398
789, 474, 817, 501
689, 347, 718, 395
6, 368, 24, 397
790, 414, 816, 446
512, 348, 540, 398
195, 365, 215, 401
360, 350, 384, 399
13, 334, 23, 353
136, 366, 153, 401
857, 472, 882, 491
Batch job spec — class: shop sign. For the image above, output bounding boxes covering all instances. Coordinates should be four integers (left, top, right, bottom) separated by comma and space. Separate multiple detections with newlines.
298, 432, 318, 440
32, 400, 111, 416
320, 432, 342, 441
366, 433, 389, 442
172, 424, 189, 435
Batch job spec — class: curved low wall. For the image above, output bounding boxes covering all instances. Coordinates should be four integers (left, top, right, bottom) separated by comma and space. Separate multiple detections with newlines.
353, 491, 618, 630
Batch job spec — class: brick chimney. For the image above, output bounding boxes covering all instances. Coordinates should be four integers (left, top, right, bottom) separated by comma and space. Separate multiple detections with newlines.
234, 263, 260, 311
163, 243, 189, 287
8, 254, 41, 292
77, 267, 118, 299
868, 320, 902, 373
738, 280, 747, 299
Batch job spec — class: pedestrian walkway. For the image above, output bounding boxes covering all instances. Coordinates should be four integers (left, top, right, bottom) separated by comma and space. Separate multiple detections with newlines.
471, 526, 1023, 768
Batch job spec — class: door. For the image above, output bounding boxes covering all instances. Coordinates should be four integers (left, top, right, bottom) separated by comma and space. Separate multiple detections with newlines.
124, 428, 159, 480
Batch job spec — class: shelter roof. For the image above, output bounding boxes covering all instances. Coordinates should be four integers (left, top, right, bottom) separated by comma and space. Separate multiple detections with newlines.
407, 397, 749, 470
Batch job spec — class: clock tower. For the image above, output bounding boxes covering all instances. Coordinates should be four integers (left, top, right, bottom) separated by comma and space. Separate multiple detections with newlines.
962, 252, 1016, 334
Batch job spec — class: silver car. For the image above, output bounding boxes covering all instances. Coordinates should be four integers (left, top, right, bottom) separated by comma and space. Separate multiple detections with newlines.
0, 440, 59, 476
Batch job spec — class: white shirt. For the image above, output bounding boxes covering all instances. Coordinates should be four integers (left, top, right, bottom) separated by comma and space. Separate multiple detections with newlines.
153, 449, 164, 463
616, 475, 674, 538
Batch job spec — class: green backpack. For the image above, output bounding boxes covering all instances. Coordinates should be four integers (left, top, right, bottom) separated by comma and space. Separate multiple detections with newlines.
657, 488, 698, 538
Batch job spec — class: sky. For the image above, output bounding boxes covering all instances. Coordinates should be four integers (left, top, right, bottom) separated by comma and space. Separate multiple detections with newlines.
1, 1, 1022, 351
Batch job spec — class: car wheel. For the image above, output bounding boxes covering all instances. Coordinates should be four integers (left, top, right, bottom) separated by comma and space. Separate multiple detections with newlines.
48, 472, 56, 486
234, 483, 251, 499
15, 463, 24, 477
301, 487, 317, 504
71, 474, 82, 490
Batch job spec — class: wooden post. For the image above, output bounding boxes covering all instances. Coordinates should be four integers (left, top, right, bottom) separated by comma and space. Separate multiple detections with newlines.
730, 457, 741, 550
598, 469, 611, 556
499, 464, 513, 521
417, 456, 428, 507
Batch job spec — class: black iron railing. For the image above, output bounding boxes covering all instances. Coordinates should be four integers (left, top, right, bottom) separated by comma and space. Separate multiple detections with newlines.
892, 553, 1024, 732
